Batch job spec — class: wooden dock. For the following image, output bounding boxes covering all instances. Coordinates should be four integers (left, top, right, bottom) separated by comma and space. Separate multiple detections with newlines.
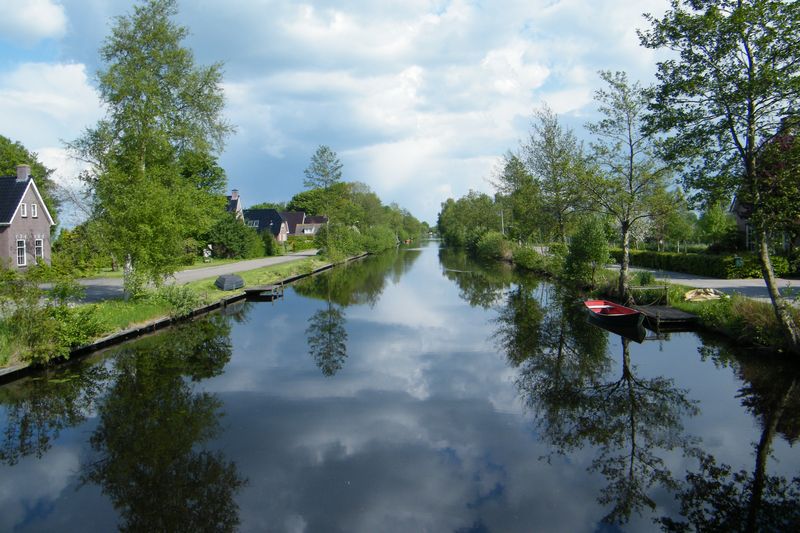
631, 305, 697, 331
244, 283, 285, 301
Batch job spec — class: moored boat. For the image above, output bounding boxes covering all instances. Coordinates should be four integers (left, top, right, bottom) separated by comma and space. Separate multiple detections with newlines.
583, 299, 644, 327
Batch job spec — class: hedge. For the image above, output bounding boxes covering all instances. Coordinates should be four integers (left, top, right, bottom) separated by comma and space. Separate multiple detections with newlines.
610, 249, 789, 279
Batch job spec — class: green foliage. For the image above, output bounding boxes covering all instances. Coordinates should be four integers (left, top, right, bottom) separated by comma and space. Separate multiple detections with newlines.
635, 271, 656, 286
157, 285, 201, 319
51, 223, 109, 275
698, 202, 739, 250
314, 223, 363, 261
249, 201, 287, 211
0, 267, 103, 365
522, 105, 586, 243
304, 145, 343, 190
361, 225, 397, 254
0, 134, 60, 225
437, 191, 500, 247
475, 231, 512, 261
565, 217, 610, 286
68, 0, 232, 290
609, 249, 790, 279
205, 214, 263, 259
262, 232, 281, 256
287, 235, 316, 252
511, 246, 545, 271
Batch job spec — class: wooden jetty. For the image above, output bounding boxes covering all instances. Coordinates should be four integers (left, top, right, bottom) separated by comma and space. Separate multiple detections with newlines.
244, 283, 285, 301
630, 305, 697, 331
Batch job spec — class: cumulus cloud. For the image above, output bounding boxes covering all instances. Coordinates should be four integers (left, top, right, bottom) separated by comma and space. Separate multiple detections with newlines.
0, 0, 674, 222
0, 0, 68, 44
0, 62, 102, 148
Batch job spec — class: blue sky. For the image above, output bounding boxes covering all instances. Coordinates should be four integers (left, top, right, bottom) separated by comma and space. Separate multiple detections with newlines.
0, 0, 671, 225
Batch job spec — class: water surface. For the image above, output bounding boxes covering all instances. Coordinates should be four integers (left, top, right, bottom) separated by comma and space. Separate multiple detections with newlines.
1, 241, 798, 531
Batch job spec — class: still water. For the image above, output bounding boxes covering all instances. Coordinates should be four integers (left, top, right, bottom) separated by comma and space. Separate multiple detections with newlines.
1, 241, 799, 532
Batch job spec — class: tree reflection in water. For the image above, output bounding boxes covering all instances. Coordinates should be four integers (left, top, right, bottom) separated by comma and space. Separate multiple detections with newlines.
496, 282, 698, 525
660, 346, 800, 532
306, 301, 348, 377
81, 315, 246, 532
0, 363, 110, 466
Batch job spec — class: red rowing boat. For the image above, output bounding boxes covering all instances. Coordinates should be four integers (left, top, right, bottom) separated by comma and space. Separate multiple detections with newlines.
583, 300, 644, 327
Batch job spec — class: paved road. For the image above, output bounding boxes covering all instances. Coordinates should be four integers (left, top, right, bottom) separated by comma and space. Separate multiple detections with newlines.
78, 250, 319, 302
617, 265, 800, 303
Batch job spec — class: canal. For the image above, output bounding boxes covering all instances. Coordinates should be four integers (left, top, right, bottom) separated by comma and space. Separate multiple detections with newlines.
1, 240, 798, 531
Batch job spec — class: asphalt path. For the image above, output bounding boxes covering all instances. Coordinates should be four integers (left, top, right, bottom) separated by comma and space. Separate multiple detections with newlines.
77, 250, 318, 302
618, 265, 800, 304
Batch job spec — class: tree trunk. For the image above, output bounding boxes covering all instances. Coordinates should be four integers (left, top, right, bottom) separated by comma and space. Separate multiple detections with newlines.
756, 230, 800, 354
619, 222, 631, 301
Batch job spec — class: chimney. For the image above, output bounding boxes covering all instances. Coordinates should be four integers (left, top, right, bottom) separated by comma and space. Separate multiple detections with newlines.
231, 189, 239, 201
16, 164, 31, 181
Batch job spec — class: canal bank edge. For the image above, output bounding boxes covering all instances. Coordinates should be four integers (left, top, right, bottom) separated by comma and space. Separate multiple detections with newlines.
0, 253, 369, 385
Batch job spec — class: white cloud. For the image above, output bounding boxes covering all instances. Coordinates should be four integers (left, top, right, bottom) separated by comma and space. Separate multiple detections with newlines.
0, 0, 68, 44
0, 62, 102, 150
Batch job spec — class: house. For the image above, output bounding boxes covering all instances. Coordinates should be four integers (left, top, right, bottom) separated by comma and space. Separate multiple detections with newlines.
0, 165, 55, 268
243, 209, 289, 242
226, 189, 243, 221
279, 211, 328, 236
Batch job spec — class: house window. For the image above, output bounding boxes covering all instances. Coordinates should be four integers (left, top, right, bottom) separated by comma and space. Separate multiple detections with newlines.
35, 239, 44, 260
16, 239, 26, 266
31, 203, 38, 218
303, 227, 314, 234
20, 203, 27, 217
246, 219, 259, 228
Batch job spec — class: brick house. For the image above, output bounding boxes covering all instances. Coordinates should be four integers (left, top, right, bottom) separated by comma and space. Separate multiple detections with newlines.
0, 165, 55, 268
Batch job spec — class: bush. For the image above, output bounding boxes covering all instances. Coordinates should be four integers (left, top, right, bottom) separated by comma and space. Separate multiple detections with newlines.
564, 218, 609, 286
288, 235, 317, 252
315, 223, 364, 261
262, 233, 282, 256
636, 271, 656, 285
609, 249, 789, 279
361, 225, 397, 254
205, 214, 264, 259
475, 231, 512, 261
157, 285, 201, 318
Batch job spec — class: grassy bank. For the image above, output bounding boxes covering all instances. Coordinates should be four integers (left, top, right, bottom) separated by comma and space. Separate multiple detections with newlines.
1, 256, 328, 370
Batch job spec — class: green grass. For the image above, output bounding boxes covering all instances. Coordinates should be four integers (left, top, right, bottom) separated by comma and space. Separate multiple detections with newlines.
79, 257, 259, 280
1, 256, 331, 370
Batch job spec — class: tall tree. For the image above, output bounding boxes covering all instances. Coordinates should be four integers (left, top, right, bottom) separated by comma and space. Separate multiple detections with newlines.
639, 0, 800, 352
493, 153, 543, 243
583, 71, 672, 299
522, 105, 585, 243
69, 0, 232, 294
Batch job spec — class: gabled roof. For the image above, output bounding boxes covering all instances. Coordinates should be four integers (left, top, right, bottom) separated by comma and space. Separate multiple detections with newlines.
0, 176, 55, 226
279, 211, 306, 234
305, 215, 328, 224
243, 208, 286, 237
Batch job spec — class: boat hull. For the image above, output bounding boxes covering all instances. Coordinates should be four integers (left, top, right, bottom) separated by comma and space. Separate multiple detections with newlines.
583, 300, 644, 328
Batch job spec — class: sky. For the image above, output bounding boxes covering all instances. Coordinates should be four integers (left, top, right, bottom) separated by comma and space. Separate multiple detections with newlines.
0, 0, 672, 225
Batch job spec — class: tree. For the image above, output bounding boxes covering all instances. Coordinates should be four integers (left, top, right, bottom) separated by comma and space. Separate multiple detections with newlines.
649, 190, 698, 251
583, 71, 672, 300
522, 106, 585, 243
306, 302, 348, 376
0, 135, 60, 226
565, 216, 611, 287
698, 201, 739, 248
69, 0, 232, 295
303, 145, 343, 190
493, 153, 544, 243
640, 0, 800, 352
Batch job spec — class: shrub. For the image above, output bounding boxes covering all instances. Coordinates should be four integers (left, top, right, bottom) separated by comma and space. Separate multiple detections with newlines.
636, 271, 656, 285
564, 218, 610, 286
262, 233, 282, 256
609, 249, 789, 279
157, 285, 201, 318
205, 214, 264, 259
315, 223, 364, 261
361, 225, 397, 254
475, 231, 512, 261
288, 235, 316, 252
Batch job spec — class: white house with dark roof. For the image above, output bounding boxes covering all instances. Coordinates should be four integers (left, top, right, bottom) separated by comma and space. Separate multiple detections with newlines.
226, 189, 244, 221
0, 165, 55, 268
